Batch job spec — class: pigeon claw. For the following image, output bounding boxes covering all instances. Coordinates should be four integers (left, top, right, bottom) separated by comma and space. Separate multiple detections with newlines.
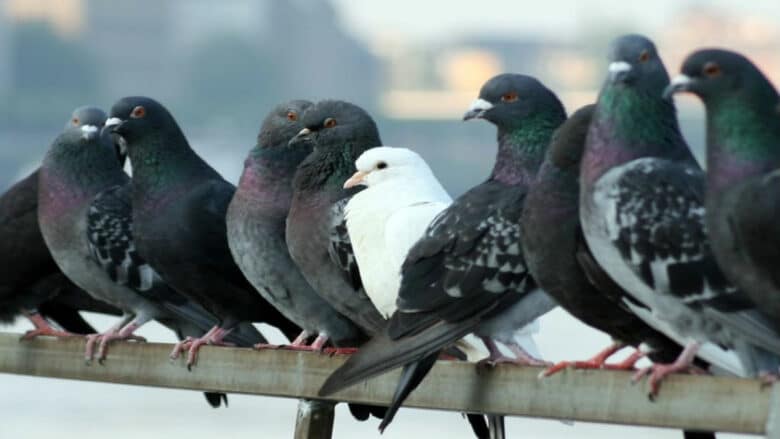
19, 313, 78, 341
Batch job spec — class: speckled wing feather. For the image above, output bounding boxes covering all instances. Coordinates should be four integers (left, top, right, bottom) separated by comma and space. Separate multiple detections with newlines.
328, 197, 363, 292
87, 184, 183, 305
391, 180, 532, 338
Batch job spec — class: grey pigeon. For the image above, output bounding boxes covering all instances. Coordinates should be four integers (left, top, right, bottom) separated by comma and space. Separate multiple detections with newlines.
665, 49, 780, 331
285, 100, 386, 336
38, 124, 250, 363
227, 100, 367, 350
320, 74, 564, 432
579, 34, 780, 395
105, 96, 299, 368
0, 106, 122, 338
38, 124, 246, 407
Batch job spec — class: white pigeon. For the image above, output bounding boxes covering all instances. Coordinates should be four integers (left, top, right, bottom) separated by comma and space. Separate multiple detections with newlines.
344, 146, 451, 318
343, 146, 542, 361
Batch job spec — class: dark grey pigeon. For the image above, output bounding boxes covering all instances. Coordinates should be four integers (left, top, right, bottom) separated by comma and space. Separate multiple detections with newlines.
666, 49, 780, 330
106, 96, 300, 368
38, 124, 249, 407
285, 100, 386, 336
320, 74, 564, 433
227, 104, 390, 423
523, 105, 710, 370
227, 100, 367, 350
0, 106, 122, 338
38, 124, 255, 360
579, 34, 780, 395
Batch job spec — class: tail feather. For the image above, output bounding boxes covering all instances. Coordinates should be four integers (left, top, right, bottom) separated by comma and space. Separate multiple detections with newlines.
466, 414, 490, 439
204, 392, 228, 408
319, 316, 479, 397
378, 353, 438, 433
488, 414, 505, 439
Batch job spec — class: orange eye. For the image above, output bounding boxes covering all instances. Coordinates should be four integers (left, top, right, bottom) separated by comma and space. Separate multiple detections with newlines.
71, 117, 80, 126
638, 50, 650, 63
324, 118, 337, 128
131, 106, 146, 119
703, 62, 721, 77
501, 92, 518, 103
286, 111, 297, 121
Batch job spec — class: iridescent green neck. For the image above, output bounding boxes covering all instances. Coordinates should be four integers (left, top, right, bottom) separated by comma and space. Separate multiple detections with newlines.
493, 111, 562, 185
597, 84, 684, 147
706, 96, 780, 192
708, 97, 780, 162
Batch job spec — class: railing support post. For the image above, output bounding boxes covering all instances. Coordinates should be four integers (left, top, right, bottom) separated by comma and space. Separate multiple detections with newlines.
294, 399, 335, 439
766, 383, 780, 439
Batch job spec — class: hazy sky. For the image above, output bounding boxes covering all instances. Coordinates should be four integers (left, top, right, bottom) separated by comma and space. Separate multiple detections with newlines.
333, 0, 780, 43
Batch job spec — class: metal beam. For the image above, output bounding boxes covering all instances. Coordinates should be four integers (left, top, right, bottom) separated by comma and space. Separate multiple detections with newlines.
0, 333, 771, 435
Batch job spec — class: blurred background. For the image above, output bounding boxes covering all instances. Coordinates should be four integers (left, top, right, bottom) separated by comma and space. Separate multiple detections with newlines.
1, 0, 778, 437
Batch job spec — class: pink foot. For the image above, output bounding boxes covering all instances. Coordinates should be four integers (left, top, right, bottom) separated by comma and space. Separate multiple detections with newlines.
170, 336, 199, 360
632, 342, 701, 400
19, 313, 78, 340
759, 371, 779, 388
539, 343, 640, 378
477, 337, 551, 369
323, 347, 359, 356
253, 342, 282, 350
85, 330, 146, 364
278, 333, 331, 352
181, 327, 235, 370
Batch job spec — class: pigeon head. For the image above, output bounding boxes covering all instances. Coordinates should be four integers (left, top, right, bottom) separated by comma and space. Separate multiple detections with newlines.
603, 34, 669, 93
43, 124, 125, 187
289, 100, 381, 150
65, 106, 106, 130
257, 100, 314, 147
65, 105, 128, 166
105, 96, 185, 155
664, 49, 778, 107
344, 146, 431, 189
463, 73, 565, 130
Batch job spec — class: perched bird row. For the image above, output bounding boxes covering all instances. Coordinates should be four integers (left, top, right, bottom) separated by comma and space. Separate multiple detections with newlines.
2, 32, 778, 438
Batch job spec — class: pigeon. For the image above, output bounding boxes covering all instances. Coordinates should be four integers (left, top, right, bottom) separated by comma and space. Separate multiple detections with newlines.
227, 100, 367, 350
320, 74, 565, 432
285, 100, 386, 336
579, 34, 780, 395
522, 104, 711, 373
105, 96, 300, 367
665, 49, 780, 328
0, 106, 122, 338
227, 100, 387, 422
342, 146, 452, 318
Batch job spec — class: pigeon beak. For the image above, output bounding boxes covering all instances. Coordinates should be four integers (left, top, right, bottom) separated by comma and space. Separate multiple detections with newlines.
663, 74, 693, 100
343, 170, 368, 189
289, 127, 313, 146
463, 98, 493, 121
608, 61, 633, 84
80, 125, 99, 141
104, 117, 126, 134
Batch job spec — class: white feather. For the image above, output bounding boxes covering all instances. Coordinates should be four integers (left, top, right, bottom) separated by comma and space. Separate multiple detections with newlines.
345, 147, 451, 318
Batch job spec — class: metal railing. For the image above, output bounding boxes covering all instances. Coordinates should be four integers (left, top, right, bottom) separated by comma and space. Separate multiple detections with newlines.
0, 332, 777, 438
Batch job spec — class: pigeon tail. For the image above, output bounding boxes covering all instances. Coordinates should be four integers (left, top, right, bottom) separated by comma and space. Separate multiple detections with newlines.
378, 353, 438, 433
319, 316, 479, 397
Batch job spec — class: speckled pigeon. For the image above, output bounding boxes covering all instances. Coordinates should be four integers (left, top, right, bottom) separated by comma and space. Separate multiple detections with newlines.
579, 34, 780, 395
319, 74, 564, 432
